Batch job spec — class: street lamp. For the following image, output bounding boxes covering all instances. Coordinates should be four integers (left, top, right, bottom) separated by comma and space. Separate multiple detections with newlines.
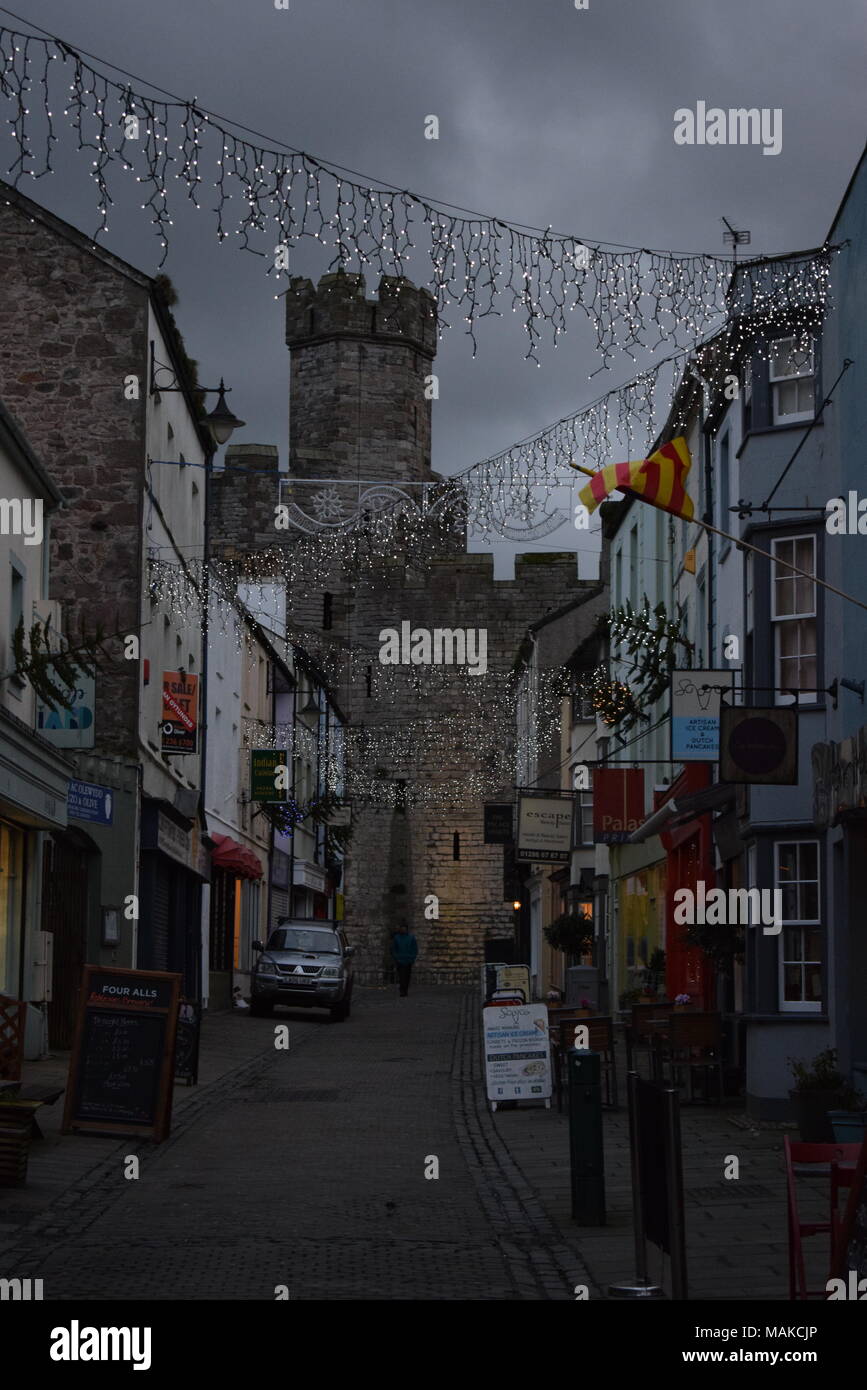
298, 690, 321, 721
149, 347, 246, 449
201, 379, 246, 448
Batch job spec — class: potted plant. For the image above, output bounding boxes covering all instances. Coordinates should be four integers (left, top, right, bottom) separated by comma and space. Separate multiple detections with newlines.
640, 948, 666, 999
543, 911, 593, 961
827, 1084, 867, 1142
788, 1048, 856, 1143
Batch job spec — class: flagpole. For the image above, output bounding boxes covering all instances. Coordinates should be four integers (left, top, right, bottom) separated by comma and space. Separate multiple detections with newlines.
570, 461, 867, 616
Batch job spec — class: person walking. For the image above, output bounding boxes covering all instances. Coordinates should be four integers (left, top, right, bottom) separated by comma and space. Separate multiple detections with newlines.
390, 919, 418, 996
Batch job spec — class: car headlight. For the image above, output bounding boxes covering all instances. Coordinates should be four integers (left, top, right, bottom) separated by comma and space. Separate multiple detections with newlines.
257, 964, 279, 977
320, 967, 340, 978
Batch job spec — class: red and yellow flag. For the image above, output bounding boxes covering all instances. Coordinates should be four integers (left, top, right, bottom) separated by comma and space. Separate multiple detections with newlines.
575, 437, 694, 521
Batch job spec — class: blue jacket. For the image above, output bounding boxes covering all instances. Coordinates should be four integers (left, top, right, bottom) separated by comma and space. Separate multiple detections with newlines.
391, 931, 418, 965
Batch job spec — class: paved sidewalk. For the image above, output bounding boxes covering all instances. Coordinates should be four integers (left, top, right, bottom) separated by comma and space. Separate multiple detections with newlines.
492, 1051, 823, 1301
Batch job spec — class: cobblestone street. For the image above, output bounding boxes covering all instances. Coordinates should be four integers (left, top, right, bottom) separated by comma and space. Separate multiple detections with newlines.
1, 987, 811, 1302
1, 988, 594, 1301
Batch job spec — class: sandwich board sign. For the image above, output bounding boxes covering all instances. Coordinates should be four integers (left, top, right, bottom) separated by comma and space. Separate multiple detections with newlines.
62, 966, 181, 1142
482, 1001, 552, 1111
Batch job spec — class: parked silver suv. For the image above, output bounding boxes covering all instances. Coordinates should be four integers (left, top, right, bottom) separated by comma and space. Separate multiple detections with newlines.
250, 921, 355, 1021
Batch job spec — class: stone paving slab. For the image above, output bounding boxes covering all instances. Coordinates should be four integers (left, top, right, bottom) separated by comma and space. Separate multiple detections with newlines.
490, 1043, 831, 1301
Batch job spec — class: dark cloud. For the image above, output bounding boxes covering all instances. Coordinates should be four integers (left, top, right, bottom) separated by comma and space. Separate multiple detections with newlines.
7, 0, 866, 500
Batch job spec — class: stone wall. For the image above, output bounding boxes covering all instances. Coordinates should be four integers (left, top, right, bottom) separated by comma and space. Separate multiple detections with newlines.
209, 270, 608, 983
285, 271, 437, 487
0, 185, 148, 759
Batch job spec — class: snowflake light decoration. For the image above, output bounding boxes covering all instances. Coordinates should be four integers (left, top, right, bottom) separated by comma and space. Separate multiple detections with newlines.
311, 487, 345, 524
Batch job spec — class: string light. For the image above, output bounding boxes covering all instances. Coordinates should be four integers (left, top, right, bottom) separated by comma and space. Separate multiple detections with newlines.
0, 22, 836, 364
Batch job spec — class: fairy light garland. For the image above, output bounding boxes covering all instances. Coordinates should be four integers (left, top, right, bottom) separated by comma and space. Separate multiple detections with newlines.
0, 22, 836, 364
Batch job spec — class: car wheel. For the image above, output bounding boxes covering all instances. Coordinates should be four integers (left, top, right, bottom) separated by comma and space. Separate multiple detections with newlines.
251, 999, 273, 1017
329, 1000, 346, 1022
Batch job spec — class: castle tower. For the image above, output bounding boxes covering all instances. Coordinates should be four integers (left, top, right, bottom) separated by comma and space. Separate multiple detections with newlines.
285, 270, 438, 486
274, 273, 603, 982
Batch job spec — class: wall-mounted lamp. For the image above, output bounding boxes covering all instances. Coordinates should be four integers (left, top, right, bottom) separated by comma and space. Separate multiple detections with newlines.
149, 344, 245, 449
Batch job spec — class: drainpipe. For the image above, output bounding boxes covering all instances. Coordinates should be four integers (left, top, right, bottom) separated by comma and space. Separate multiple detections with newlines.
199, 439, 215, 1002
689, 364, 717, 665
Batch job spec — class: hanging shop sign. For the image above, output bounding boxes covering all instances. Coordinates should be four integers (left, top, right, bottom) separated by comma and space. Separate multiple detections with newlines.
161, 671, 198, 753
250, 748, 289, 802
62, 966, 181, 1142
592, 769, 645, 843
36, 670, 95, 749
484, 803, 514, 844
670, 669, 730, 761
516, 795, 573, 862
482, 1002, 552, 1109
719, 706, 798, 785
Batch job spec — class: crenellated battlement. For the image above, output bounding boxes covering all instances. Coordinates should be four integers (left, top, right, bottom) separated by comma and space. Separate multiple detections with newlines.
285, 269, 437, 357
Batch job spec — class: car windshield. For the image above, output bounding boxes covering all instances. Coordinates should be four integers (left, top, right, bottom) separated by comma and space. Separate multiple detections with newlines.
267, 928, 340, 955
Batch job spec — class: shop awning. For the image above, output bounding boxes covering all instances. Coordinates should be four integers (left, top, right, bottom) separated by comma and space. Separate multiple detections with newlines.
627, 783, 734, 844
210, 833, 263, 879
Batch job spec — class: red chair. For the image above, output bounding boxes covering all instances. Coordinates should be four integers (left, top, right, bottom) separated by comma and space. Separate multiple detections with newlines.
783, 1137, 862, 1299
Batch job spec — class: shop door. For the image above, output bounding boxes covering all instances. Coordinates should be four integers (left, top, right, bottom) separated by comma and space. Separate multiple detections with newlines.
209, 868, 236, 1010
151, 863, 171, 973
43, 834, 89, 1048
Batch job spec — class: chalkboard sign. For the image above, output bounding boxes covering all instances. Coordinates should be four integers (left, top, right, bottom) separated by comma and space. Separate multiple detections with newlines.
174, 1000, 201, 1086
62, 966, 181, 1142
834, 1136, 867, 1286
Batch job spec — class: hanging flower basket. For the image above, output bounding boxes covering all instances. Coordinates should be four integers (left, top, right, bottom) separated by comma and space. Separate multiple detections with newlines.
0, 1100, 40, 1188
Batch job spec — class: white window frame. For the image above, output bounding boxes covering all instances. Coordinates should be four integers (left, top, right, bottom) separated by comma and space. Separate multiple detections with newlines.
769, 336, 815, 425
571, 787, 593, 847
771, 534, 818, 705
776, 839, 821, 1014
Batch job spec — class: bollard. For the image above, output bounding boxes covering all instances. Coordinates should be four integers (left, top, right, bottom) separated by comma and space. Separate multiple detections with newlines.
567, 1049, 606, 1225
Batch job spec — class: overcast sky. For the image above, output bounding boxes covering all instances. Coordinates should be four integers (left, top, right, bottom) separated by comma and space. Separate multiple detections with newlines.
5, 0, 866, 569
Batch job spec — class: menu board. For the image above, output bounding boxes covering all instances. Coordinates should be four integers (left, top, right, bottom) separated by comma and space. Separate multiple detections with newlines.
483, 1002, 552, 1107
62, 966, 181, 1141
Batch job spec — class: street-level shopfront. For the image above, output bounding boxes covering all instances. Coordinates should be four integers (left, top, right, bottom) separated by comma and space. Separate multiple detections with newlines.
291, 857, 331, 920
626, 764, 732, 1010
208, 834, 264, 1011
813, 729, 867, 1098
0, 707, 72, 1053
139, 799, 210, 1000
